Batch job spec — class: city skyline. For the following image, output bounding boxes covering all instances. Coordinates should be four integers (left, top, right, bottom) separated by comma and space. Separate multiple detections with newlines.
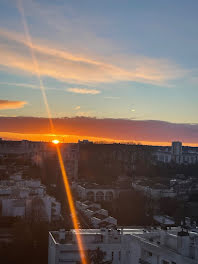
0, 0, 198, 145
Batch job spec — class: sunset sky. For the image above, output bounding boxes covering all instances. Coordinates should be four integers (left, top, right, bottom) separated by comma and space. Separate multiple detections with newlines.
0, 0, 198, 145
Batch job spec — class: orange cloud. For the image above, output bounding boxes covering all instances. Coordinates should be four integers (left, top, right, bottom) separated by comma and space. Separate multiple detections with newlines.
0, 116, 197, 145
67, 88, 100, 94
0, 100, 27, 110
0, 28, 188, 85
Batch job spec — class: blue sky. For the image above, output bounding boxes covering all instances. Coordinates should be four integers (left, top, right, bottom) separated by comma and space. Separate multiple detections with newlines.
0, 0, 198, 126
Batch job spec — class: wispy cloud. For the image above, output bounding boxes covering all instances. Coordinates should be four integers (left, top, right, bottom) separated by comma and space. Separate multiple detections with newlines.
0, 28, 190, 86
0, 100, 27, 110
104, 96, 120, 100
74, 106, 81, 110
0, 81, 62, 91
67, 88, 101, 94
75, 111, 93, 117
0, 81, 39, 90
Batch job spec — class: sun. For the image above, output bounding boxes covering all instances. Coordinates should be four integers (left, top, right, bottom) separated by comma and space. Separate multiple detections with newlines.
52, 139, 60, 144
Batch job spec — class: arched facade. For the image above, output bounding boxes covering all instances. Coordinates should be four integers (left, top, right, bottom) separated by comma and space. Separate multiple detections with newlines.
84, 189, 118, 202
105, 191, 114, 201
96, 191, 104, 202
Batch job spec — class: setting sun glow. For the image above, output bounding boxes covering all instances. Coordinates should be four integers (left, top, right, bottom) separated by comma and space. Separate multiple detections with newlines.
52, 139, 60, 144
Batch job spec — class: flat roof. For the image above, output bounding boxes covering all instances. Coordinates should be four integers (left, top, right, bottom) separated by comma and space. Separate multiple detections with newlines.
50, 228, 150, 244
50, 226, 198, 243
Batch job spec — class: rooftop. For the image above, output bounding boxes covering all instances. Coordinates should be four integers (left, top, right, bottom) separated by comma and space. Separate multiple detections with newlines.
87, 206, 100, 212
50, 227, 198, 245
92, 213, 107, 220
98, 221, 116, 228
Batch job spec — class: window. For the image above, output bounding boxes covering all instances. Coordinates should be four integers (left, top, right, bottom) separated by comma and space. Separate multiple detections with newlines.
171, 262, 176, 264
162, 261, 169, 264
111, 252, 114, 260
59, 259, 72, 262
60, 250, 77, 253
119, 251, 121, 261
148, 252, 152, 257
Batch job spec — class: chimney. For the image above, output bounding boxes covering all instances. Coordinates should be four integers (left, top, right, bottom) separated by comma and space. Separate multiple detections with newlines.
177, 230, 190, 257
59, 229, 65, 241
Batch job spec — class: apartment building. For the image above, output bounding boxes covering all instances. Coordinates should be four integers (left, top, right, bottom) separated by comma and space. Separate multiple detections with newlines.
48, 227, 198, 264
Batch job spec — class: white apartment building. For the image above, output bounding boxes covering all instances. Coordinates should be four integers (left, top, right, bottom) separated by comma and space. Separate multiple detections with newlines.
2, 198, 26, 217
76, 200, 117, 228
154, 141, 198, 165
48, 227, 198, 264
0, 139, 44, 155
73, 182, 119, 202
132, 183, 177, 200
62, 143, 79, 181
0, 175, 61, 221
172, 142, 182, 156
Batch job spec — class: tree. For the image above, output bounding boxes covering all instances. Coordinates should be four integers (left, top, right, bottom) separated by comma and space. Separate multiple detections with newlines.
87, 247, 112, 264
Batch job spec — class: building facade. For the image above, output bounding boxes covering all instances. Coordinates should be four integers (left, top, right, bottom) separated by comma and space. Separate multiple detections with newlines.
76, 200, 117, 228
154, 141, 198, 165
0, 174, 61, 221
73, 182, 126, 202
48, 227, 198, 264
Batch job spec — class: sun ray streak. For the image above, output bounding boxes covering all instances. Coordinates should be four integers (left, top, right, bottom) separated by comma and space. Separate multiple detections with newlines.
56, 145, 87, 263
17, 0, 54, 133
17, 1, 87, 263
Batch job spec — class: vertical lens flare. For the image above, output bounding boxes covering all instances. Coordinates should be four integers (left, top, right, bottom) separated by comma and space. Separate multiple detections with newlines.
17, 0, 55, 133
17, 1, 87, 263
56, 145, 87, 264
